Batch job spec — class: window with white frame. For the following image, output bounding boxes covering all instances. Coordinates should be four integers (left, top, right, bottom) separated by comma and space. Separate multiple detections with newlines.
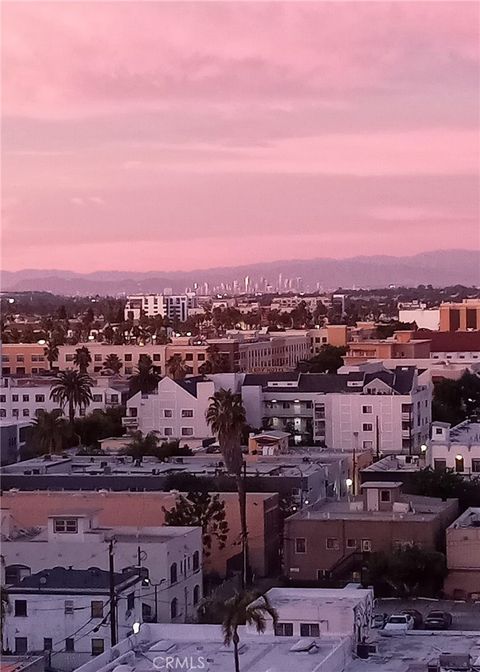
53, 518, 78, 534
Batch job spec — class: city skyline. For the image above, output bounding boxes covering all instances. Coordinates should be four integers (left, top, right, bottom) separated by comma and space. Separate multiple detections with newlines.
2, 1, 479, 272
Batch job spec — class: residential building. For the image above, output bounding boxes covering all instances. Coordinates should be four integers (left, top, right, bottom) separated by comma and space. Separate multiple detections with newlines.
0, 376, 123, 421
344, 330, 431, 365
247, 430, 290, 455
283, 482, 458, 582
247, 586, 374, 645
124, 294, 191, 322
359, 453, 425, 491
0, 656, 45, 672
415, 330, 480, 362
73, 622, 352, 672
439, 299, 480, 332
398, 308, 440, 330
242, 366, 432, 454
270, 294, 331, 313
0, 419, 32, 465
426, 420, 480, 476
237, 332, 311, 372
1, 344, 49, 376
123, 375, 214, 441
57, 343, 168, 376
444, 508, 480, 601
1, 508, 202, 624
3, 567, 141, 660
0, 490, 279, 578
309, 325, 349, 353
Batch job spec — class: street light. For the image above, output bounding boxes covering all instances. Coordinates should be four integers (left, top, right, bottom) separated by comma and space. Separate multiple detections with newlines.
37, 339, 46, 345
420, 444, 427, 453
345, 478, 353, 488
142, 577, 166, 622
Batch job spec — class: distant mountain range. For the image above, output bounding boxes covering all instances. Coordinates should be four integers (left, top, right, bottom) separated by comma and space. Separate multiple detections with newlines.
1, 250, 479, 296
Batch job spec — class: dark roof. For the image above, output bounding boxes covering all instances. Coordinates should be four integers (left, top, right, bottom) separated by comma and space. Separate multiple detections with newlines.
175, 376, 207, 398
415, 330, 480, 352
243, 372, 300, 386
13, 567, 138, 590
298, 374, 348, 393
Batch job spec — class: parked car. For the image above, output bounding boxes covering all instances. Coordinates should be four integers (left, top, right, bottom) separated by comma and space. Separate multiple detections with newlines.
372, 613, 387, 629
402, 609, 423, 629
424, 611, 453, 630
384, 614, 415, 632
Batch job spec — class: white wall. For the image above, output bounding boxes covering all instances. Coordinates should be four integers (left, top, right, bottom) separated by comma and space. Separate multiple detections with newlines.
399, 309, 440, 330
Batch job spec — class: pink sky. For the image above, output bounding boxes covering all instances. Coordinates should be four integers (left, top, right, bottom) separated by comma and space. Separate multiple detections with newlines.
2, 1, 479, 272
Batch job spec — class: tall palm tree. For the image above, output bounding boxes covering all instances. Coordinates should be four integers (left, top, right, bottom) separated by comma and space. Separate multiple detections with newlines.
44, 341, 59, 371
222, 592, 278, 672
30, 409, 68, 455
0, 585, 9, 653
103, 353, 122, 375
206, 389, 249, 586
129, 354, 160, 396
50, 370, 93, 429
166, 354, 188, 380
73, 346, 92, 373
199, 344, 231, 374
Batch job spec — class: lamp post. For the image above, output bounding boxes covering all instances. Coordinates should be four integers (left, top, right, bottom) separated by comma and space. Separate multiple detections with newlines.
142, 577, 166, 622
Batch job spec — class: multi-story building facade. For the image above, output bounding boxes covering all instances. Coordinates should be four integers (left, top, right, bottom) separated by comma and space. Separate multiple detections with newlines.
439, 299, 480, 332
343, 330, 431, 365
283, 482, 458, 582
124, 293, 192, 322
0, 419, 32, 465
444, 508, 480, 601
0, 376, 123, 421
241, 366, 432, 453
1, 344, 49, 376
415, 330, 480, 362
426, 420, 480, 475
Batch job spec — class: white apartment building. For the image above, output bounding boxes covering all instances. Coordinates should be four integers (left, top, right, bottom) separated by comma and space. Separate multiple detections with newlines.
242, 366, 432, 454
3, 566, 141, 661
1, 508, 203, 625
124, 294, 191, 322
123, 376, 214, 441
427, 420, 480, 475
0, 377, 123, 421
238, 333, 310, 372
398, 308, 440, 330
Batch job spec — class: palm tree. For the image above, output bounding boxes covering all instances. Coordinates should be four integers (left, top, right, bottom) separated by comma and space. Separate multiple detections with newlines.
166, 354, 188, 380
73, 346, 92, 373
103, 353, 122, 375
129, 354, 161, 396
50, 370, 93, 429
206, 389, 249, 586
124, 430, 159, 462
199, 344, 231, 374
44, 341, 59, 371
222, 592, 278, 672
0, 585, 9, 653
30, 409, 68, 455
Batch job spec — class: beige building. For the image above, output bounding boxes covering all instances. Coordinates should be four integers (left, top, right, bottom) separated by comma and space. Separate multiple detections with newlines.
439, 299, 480, 332
1, 344, 48, 376
344, 330, 431, 365
444, 508, 480, 600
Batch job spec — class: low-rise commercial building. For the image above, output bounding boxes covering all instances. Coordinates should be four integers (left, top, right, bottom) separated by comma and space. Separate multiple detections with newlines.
415, 330, 480, 362
344, 331, 431, 365
283, 481, 458, 582
427, 420, 480, 476
439, 299, 480, 332
444, 508, 480, 601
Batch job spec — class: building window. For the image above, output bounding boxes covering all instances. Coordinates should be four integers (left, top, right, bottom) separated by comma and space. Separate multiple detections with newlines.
361, 539, 372, 552
22, 395, 29, 402
54, 518, 78, 534
380, 490, 391, 502
362, 441, 373, 449
15, 638, 28, 654
362, 405, 372, 414
17, 355, 25, 363
164, 427, 173, 436
185, 353, 194, 361
274, 622, 293, 637
181, 427, 194, 436
0, 395, 5, 403
34, 394, 45, 403
65, 638, 75, 652
362, 423, 373, 432
295, 538, 306, 554
14, 600, 27, 617
110, 394, 119, 404
300, 623, 320, 637
326, 538, 339, 550
181, 409, 194, 417
170, 562, 178, 584
91, 639, 104, 656
164, 409, 173, 418
193, 585, 200, 605
65, 600, 74, 614
472, 459, 480, 473
193, 551, 200, 571
0, 410, 5, 418
94, 354, 102, 362
92, 394, 103, 402
91, 601, 104, 618
346, 538, 357, 549
127, 593, 135, 611
22, 409, 30, 417
455, 456, 464, 472
170, 598, 178, 620
198, 354, 205, 361
153, 354, 161, 361
12, 394, 18, 402
43, 638, 53, 651
125, 354, 133, 362
125, 367, 133, 374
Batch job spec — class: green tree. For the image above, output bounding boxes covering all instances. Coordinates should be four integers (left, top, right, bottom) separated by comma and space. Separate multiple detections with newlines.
410, 467, 480, 511
199, 344, 231, 374
103, 325, 115, 344
129, 354, 160, 395
31, 409, 68, 455
44, 341, 59, 370
74, 407, 125, 448
221, 592, 278, 672
124, 430, 159, 461
163, 492, 229, 558
50, 370, 94, 430
297, 345, 347, 374
103, 353, 123, 375
73, 346, 92, 373
206, 389, 248, 585
166, 353, 188, 380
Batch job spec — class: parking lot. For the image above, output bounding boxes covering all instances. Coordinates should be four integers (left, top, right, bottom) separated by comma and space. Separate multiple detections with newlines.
376, 598, 480, 631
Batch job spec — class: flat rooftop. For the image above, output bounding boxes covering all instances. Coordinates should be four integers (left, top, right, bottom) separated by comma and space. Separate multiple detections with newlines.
449, 507, 480, 530
2, 523, 195, 543
362, 455, 422, 474
288, 494, 455, 522
253, 586, 372, 610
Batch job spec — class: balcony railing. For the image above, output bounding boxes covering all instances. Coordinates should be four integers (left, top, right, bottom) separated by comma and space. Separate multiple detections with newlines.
122, 417, 139, 427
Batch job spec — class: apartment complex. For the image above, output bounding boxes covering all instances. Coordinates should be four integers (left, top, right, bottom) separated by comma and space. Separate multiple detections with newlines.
241, 366, 432, 453
1, 344, 49, 376
343, 330, 431, 365
124, 293, 193, 322
439, 299, 480, 332
415, 330, 480, 362
427, 420, 480, 476
283, 482, 458, 582
444, 508, 480, 601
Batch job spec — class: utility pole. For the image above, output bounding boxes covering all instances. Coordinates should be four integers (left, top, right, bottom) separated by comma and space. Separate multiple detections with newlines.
352, 432, 358, 496
241, 460, 249, 590
375, 415, 380, 460
108, 539, 117, 646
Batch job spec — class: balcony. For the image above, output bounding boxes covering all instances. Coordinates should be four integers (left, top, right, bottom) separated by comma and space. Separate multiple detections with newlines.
263, 406, 312, 418
122, 416, 139, 428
